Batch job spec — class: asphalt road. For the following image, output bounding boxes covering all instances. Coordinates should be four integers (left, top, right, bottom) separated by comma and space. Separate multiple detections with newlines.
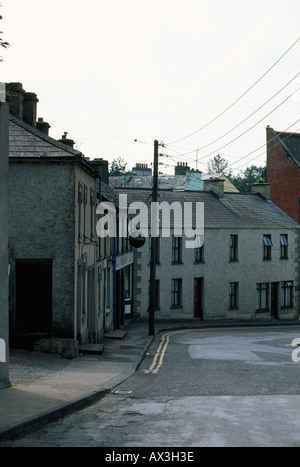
5, 325, 300, 447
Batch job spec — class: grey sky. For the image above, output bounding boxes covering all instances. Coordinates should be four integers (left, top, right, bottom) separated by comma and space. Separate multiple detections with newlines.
2, 0, 300, 174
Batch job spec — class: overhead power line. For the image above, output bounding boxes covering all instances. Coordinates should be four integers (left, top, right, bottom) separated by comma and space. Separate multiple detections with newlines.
195, 86, 300, 163
161, 119, 300, 172
231, 122, 300, 170
196, 72, 300, 151
166, 35, 300, 146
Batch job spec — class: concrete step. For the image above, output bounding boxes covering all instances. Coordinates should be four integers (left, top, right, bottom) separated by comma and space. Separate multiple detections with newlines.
78, 344, 104, 355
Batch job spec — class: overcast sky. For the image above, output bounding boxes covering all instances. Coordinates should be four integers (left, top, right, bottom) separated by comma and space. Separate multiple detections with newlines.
1, 0, 300, 175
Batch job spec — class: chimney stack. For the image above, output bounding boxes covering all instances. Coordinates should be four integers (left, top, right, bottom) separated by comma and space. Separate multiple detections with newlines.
204, 178, 225, 198
251, 181, 270, 199
36, 117, 51, 136
23, 92, 39, 127
90, 158, 109, 183
6, 82, 25, 120
175, 162, 190, 176
58, 132, 75, 149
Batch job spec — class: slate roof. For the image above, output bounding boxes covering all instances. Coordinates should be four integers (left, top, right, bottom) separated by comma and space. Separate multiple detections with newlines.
116, 188, 299, 230
110, 173, 238, 192
9, 114, 120, 206
9, 115, 82, 159
271, 128, 300, 169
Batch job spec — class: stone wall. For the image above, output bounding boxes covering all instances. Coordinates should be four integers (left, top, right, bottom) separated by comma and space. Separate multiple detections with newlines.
0, 102, 10, 387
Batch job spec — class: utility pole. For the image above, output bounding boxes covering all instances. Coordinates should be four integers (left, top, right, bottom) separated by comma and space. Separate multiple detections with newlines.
149, 140, 159, 336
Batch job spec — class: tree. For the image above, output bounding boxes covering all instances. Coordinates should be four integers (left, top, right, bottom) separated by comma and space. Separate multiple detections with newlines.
207, 154, 233, 178
0, 4, 9, 62
230, 165, 266, 192
109, 157, 127, 176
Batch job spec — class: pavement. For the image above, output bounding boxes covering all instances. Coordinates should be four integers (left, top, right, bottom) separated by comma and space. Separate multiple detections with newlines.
0, 317, 299, 442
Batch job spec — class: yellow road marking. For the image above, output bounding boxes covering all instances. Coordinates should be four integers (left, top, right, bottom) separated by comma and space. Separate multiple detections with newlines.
145, 324, 296, 374
147, 329, 200, 374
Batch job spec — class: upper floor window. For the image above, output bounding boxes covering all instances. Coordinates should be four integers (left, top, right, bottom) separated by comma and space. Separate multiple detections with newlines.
195, 245, 204, 263
280, 234, 288, 259
263, 235, 272, 260
230, 235, 238, 261
172, 236, 182, 263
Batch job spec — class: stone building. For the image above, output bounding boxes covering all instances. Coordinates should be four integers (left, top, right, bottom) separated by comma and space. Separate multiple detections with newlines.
7, 82, 131, 357
119, 180, 300, 323
0, 96, 9, 387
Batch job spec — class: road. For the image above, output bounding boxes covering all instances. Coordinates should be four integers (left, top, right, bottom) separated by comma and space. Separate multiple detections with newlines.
4, 325, 300, 447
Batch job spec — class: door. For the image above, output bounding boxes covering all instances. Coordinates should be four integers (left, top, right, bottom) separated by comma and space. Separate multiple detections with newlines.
271, 282, 278, 318
194, 277, 203, 319
15, 259, 52, 334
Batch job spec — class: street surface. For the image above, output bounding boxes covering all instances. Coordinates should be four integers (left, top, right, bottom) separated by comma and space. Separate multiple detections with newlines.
3, 325, 300, 447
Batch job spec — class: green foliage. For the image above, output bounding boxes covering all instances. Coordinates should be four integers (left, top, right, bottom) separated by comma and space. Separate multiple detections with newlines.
207, 154, 233, 178
229, 165, 266, 192
207, 155, 266, 192
109, 157, 127, 176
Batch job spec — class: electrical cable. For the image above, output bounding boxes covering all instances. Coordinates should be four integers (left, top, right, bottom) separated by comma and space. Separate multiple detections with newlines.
196, 72, 300, 151
195, 86, 300, 163
166, 35, 300, 146
232, 125, 300, 171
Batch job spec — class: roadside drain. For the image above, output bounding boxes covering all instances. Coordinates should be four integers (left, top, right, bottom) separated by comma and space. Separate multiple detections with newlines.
113, 389, 133, 396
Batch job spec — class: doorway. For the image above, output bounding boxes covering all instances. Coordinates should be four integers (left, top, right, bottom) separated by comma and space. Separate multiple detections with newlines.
194, 277, 204, 319
15, 259, 52, 334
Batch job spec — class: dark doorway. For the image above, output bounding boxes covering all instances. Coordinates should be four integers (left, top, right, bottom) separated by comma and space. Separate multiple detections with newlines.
194, 277, 204, 319
15, 259, 52, 334
271, 282, 278, 318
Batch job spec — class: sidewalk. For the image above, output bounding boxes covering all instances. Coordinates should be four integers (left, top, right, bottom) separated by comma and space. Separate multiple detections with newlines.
0, 318, 299, 441
0, 319, 156, 441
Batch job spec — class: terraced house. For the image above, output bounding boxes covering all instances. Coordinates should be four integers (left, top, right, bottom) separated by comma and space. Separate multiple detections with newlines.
6, 82, 132, 357
119, 179, 300, 322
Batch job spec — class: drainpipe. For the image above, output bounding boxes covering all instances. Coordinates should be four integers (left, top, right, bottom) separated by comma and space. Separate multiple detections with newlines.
114, 213, 118, 330
298, 197, 300, 224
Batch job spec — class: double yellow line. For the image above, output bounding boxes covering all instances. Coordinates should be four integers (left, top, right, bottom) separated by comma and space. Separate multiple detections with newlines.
145, 329, 199, 374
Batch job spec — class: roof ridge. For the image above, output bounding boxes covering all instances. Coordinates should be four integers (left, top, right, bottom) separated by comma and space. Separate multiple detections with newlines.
9, 114, 82, 157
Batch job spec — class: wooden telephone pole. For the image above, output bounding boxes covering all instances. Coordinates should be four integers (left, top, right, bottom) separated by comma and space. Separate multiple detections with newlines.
149, 140, 159, 335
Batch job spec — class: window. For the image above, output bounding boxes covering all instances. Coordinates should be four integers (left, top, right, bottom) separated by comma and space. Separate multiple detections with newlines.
229, 282, 239, 309
281, 281, 293, 308
171, 279, 182, 307
230, 235, 238, 261
280, 234, 288, 259
83, 185, 87, 241
172, 236, 182, 263
263, 235, 272, 260
90, 188, 95, 238
256, 283, 269, 310
194, 245, 204, 262
78, 182, 83, 242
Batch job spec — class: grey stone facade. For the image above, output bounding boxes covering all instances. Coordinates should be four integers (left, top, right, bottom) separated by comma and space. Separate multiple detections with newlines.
0, 101, 9, 387
6, 84, 127, 357
120, 187, 300, 323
